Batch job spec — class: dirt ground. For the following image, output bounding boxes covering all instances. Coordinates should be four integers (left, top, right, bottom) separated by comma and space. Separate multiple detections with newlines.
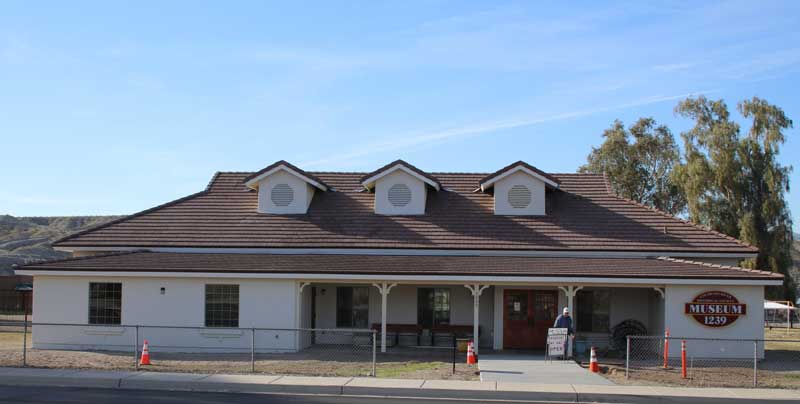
601, 329, 800, 389
0, 332, 478, 380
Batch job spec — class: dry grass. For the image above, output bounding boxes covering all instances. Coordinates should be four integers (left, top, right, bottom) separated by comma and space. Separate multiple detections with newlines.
0, 331, 27, 348
0, 334, 477, 380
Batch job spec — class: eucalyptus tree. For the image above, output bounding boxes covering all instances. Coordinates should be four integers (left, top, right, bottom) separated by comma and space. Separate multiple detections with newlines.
673, 96, 795, 300
580, 117, 685, 215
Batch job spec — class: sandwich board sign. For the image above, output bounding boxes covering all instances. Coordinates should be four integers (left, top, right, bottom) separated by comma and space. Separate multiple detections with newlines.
547, 328, 568, 358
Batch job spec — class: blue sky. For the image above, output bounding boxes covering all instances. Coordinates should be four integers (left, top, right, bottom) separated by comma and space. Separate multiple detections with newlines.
1, 1, 799, 231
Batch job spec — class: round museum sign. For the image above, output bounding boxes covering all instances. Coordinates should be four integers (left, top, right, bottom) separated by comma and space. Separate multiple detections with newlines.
684, 291, 747, 327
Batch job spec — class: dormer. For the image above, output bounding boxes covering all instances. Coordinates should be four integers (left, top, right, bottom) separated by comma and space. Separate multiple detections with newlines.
360, 160, 441, 215
479, 161, 560, 216
243, 161, 328, 214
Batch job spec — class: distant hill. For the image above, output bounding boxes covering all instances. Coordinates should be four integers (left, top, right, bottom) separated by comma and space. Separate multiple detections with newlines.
0, 215, 121, 276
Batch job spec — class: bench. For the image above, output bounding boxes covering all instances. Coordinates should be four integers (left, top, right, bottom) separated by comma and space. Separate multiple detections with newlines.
371, 324, 423, 346
371, 324, 479, 347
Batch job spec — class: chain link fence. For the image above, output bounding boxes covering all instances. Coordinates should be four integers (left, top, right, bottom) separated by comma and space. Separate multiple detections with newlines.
626, 335, 800, 388
0, 322, 378, 377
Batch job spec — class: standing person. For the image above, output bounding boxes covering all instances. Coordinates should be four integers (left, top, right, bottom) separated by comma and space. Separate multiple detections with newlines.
553, 307, 573, 334
553, 307, 574, 358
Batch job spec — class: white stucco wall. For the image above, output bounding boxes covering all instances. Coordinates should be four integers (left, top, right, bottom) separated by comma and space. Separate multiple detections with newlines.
298, 285, 313, 349
373, 170, 428, 215
665, 285, 765, 358
256, 170, 315, 214
493, 171, 546, 215
32, 276, 298, 352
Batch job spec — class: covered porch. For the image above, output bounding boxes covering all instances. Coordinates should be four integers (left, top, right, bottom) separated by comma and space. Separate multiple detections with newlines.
297, 280, 667, 358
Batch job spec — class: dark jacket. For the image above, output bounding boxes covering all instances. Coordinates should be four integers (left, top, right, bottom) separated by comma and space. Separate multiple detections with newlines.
553, 314, 573, 335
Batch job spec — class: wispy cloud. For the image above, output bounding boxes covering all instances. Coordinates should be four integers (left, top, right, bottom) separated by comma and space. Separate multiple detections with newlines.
653, 62, 696, 72
302, 90, 712, 168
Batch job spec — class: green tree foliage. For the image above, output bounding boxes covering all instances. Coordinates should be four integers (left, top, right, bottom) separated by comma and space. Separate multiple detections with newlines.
582, 96, 795, 300
579, 118, 686, 215
673, 96, 795, 300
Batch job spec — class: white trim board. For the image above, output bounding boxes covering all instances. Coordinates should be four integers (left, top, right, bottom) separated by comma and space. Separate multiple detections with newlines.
53, 246, 757, 260
244, 164, 327, 191
480, 165, 560, 190
361, 164, 440, 191
14, 270, 782, 286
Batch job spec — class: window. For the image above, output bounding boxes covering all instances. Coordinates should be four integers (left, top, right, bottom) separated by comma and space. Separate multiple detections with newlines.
336, 287, 369, 328
89, 282, 121, 325
577, 290, 610, 333
417, 288, 450, 327
205, 284, 239, 327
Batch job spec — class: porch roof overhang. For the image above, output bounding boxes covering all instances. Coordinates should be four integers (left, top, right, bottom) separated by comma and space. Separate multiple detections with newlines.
15, 251, 783, 285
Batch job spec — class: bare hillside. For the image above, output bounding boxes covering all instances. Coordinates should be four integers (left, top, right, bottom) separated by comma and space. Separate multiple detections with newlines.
0, 215, 121, 276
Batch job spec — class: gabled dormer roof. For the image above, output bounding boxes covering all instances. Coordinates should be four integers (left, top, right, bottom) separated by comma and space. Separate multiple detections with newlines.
479, 161, 560, 191
243, 160, 329, 191
360, 159, 441, 191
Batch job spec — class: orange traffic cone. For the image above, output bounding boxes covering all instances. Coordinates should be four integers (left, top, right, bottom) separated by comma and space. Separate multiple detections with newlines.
589, 346, 599, 373
466, 341, 477, 365
139, 339, 151, 366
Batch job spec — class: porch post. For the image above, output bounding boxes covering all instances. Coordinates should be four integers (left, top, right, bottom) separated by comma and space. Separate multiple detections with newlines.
464, 284, 490, 355
558, 285, 583, 358
296, 282, 311, 351
372, 282, 397, 353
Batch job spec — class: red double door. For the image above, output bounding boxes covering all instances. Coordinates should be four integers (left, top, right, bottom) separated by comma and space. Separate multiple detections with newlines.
503, 290, 558, 349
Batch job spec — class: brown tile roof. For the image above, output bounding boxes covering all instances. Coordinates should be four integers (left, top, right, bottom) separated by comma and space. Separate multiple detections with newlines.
359, 160, 442, 189
18, 252, 780, 280
242, 160, 329, 190
52, 171, 758, 254
479, 161, 561, 187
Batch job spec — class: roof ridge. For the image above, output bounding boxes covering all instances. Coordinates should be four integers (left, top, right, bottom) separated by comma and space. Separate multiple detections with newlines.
600, 184, 758, 252
656, 256, 780, 278
217, 170, 606, 177
205, 171, 221, 191
601, 172, 614, 195
16, 250, 145, 269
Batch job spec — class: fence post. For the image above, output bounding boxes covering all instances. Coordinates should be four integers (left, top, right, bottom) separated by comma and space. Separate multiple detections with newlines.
753, 340, 758, 387
22, 317, 28, 367
452, 335, 456, 375
134, 325, 139, 370
663, 328, 670, 369
371, 330, 377, 377
251, 328, 256, 373
681, 340, 687, 379
625, 336, 630, 380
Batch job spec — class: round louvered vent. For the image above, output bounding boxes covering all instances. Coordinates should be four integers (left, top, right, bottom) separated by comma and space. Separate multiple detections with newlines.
270, 183, 294, 206
508, 185, 532, 208
388, 183, 412, 207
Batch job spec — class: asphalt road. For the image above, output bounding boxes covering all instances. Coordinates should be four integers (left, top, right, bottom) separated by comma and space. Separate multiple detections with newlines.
0, 386, 797, 404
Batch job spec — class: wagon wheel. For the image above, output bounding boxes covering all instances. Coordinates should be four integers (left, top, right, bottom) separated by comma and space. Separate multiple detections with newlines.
610, 319, 648, 351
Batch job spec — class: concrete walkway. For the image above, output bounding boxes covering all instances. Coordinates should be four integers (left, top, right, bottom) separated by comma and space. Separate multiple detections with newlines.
478, 352, 613, 385
0, 367, 797, 402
